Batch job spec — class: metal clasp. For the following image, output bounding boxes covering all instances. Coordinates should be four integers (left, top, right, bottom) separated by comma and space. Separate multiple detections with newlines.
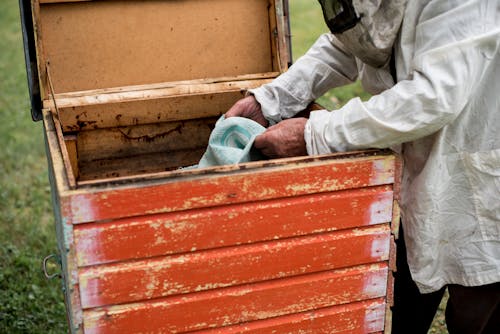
42, 254, 62, 280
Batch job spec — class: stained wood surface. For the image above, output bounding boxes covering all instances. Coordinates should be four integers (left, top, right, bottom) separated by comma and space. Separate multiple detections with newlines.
79, 225, 391, 308
40, 0, 92, 3
74, 185, 393, 266
77, 149, 206, 181
195, 298, 386, 334
60, 154, 396, 224
43, 111, 84, 330
58, 90, 244, 132
44, 76, 275, 131
83, 263, 388, 333
74, 117, 217, 180
76, 118, 216, 162
64, 134, 79, 179
38, 0, 276, 92
51, 73, 279, 100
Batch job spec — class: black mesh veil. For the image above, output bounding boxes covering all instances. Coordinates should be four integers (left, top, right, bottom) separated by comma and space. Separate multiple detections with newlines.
317, 0, 360, 34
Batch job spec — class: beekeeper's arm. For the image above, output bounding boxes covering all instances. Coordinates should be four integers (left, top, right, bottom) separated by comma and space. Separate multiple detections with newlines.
306, 26, 495, 154
225, 33, 358, 126
254, 6, 496, 156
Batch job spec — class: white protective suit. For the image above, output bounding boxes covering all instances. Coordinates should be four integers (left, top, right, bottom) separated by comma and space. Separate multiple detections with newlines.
250, 0, 500, 293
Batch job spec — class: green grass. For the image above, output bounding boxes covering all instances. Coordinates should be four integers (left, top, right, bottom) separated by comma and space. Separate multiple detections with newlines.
288, 0, 371, 111
0, 0, 445, 332
0, 1, 67, 333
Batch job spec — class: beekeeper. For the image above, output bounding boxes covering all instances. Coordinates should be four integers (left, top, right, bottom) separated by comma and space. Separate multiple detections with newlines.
226, 0, 500, 332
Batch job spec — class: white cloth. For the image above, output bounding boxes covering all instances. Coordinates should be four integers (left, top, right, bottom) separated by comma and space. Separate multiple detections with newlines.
250, 0, 500, 293
197, 116, 265, 168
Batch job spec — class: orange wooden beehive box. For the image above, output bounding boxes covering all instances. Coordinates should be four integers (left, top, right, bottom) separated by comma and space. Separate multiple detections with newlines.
20, 0, 401, 333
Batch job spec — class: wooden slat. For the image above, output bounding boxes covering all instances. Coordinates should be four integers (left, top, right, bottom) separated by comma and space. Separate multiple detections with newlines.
51, 73, 278, 100
78, 148, 205, 181
49, 106, 77, 189
76, 118, 215, 162
193, 298, 386, 334
74, 150, 385, 186
43, 77, 275, 131
83, 263, 388, 334
268, 0, 280, 72
64, 134, 79, 179
58, 91, 245, 132
74, 186, 394, 266
79, 225, 391, 308
42, 111, 84, 331
61, 154, 396, 224
40, 0, 91, 3
274, 0, 291, 72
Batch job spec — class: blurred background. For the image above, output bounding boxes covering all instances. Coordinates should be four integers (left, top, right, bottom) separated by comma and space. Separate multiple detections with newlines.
0, 0, 445, 332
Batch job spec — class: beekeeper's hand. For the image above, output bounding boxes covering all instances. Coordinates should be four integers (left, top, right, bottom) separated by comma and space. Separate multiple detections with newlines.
225, 96, 269, 127
254, 118, 308, 158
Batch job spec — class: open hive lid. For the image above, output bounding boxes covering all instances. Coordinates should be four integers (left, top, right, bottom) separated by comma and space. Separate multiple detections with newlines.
20, 0, 292, 120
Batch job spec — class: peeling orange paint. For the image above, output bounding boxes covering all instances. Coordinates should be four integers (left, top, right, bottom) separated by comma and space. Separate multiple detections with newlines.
58, 152, 400, 332
74, 186, 394, 267
78, 225, 391, 308
83, 264, 388, 333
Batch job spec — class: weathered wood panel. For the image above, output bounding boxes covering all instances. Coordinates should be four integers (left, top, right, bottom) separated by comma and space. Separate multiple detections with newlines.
83, 263, 388, 333
74, 186, 393, 266
58, 91, 244, 132
194, 298, 386, 334
38, 0, 275, 92
76, 118, 215, 162
61, 154, 396, 224
43, 111, 84, 332
46, 76, 276, 131
64, 134, 79, 179
79, 225, 390, 308
41, 0, 92, 3
77, 148, 206, 181
52, 73, 278, 100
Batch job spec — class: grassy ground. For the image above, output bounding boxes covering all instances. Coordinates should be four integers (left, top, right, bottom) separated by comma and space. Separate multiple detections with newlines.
0, 0, 445, 332
0, 1, 68, 333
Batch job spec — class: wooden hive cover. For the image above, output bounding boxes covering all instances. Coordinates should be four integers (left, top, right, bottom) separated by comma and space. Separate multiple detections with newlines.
31, 0, 290, 96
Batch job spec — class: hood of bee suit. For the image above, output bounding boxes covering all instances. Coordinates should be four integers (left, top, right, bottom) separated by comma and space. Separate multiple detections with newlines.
332, 0, 408, 68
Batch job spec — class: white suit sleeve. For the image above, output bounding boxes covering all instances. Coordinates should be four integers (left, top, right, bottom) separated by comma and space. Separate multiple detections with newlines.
305, 2, 498, 154
249, 33, 359, 124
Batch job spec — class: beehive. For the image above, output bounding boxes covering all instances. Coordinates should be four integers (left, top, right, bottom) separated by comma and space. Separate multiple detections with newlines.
20, 0, 401, 332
